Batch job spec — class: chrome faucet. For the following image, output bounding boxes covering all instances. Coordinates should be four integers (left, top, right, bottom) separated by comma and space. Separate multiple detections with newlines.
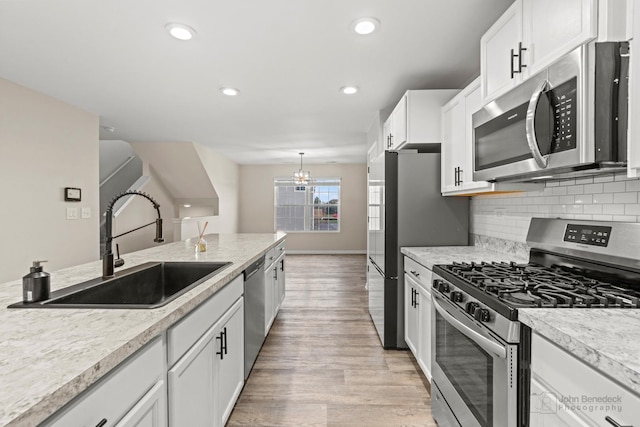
103, 190, 164, 278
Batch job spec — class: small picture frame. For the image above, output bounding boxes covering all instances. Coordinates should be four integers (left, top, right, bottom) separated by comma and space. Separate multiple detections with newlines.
64, 187, 81, 202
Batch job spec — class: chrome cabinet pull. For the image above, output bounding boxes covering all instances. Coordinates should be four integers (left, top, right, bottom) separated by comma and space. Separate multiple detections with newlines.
96, 419, 107, 427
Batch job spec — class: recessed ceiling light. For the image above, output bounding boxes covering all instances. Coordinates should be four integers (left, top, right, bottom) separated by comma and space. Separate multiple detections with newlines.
183, 204, 191, 208
340, 86, 359, 95
165, 23, 196, 41
101, 126, 115, 133
221, 87, 240, 96
351, 17, 380, 35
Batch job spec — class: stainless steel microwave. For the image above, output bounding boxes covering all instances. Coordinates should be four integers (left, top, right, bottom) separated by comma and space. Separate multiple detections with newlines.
472, 42, 629, 183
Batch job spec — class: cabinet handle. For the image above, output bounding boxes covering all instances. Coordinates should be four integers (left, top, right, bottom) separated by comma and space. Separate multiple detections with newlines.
274, 266, 278, 280
511, 42, 527, 79
517, 41, 527, 73
280, 259, 285, 271
605, 416, 631, 427
458, 168, 463, 185
216, 327, 227, 359
411, 288, 415, 307
410, 270, 420, 278
96, 419, 107, 427
414, 289, 419, 307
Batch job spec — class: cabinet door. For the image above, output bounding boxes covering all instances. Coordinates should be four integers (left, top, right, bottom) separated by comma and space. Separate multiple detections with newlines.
215, 298, 245, 427
390, 95, 408, 149
461, 80, 494, 193
383, 117, 392, 151
440, 96, 465, 194
168, 327, 216, 427
264, 267, 274, 336
115, 380, 167, 427
522, 0, 596, 77
481, 0, 523, 102
404, 275, 419, 356
629, 2, 640, 177
417, 285, 432, 381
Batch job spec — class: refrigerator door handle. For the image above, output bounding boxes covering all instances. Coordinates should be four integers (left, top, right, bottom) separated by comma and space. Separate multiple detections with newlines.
369, 258, 396, 280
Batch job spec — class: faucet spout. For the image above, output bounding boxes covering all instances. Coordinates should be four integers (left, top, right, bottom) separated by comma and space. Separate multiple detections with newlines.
103, 191, 163, 278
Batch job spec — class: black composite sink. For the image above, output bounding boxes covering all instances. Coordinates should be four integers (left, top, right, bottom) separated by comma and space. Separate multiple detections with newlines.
8, 261, 232, 309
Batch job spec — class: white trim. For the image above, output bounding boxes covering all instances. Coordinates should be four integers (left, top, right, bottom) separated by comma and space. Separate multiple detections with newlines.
285, 249, 366, 255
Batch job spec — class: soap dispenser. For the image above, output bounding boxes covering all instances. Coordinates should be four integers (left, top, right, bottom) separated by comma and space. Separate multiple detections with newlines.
23, 260, 50, 303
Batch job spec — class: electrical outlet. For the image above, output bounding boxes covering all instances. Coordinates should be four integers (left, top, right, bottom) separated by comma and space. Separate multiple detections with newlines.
81, 207, 91, 219
66, 207, 78, 220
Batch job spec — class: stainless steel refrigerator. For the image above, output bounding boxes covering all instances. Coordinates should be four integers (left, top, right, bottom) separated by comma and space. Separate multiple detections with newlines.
367, 147, 469, 349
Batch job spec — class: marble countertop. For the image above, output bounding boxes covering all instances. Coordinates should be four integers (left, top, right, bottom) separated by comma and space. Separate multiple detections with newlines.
401, 246, 528, 269
519, 309, 640, 395
0, 232, 285, 427
402, 245, 640, 396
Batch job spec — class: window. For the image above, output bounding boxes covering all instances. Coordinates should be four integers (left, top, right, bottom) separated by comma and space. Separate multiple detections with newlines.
274, 178, 340, 232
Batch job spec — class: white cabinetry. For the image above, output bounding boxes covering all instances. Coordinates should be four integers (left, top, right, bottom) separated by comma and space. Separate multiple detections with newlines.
530, 332, 640, 427
628, 0, 640, 177
42, 337, 166, 427
441, 78, 540, 196
481, 0, 597, 102
167, 275, 245, 427
383, 90, 459, 150
403, 257, 433, 381
264, 242, 286, 335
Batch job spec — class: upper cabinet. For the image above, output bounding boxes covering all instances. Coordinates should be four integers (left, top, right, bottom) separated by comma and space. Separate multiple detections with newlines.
383, 90, 459, 150
481, 0, 597, 103
628, 0, 640, 177
441, 77, 542, 196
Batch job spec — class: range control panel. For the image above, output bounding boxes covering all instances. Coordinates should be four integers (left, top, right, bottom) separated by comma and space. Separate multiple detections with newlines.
564, 224, 612, 247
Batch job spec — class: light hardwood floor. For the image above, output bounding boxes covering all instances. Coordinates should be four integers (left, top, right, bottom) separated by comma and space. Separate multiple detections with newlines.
227, 254, 437, 427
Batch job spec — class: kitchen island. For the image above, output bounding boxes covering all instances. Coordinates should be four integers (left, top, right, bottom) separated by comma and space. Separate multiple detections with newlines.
0, 232, 285, 427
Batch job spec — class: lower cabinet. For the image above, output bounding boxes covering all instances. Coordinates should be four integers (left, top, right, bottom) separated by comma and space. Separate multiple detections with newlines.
403, 257, 433, 381
115, 380, 167, 427
265, 249, 286, 335
530, 332, 640, 427
167, 278, 245, 427
42, 337, 166, 427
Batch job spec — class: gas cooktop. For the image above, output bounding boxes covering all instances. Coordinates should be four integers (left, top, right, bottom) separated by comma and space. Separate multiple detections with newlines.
438, 261, 640, 309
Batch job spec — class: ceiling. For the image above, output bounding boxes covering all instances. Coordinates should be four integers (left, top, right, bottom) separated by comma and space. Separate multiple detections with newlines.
0, 0, 512, 165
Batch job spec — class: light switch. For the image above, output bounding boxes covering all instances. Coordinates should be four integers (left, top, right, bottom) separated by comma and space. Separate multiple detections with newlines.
81, 207, 91, 219
66, 207, 78, 220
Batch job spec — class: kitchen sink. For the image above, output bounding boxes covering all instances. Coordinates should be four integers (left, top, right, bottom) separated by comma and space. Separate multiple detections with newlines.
8, 261, 232, 309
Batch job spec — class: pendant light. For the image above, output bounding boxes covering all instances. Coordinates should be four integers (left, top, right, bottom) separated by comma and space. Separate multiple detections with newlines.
293, 152, 311, 184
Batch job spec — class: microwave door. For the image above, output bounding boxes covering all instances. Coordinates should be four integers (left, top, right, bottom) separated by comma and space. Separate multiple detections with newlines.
525, 79, 555, 169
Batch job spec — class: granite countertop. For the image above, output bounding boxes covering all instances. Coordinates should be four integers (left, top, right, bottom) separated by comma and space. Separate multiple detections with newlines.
402, 245, 640, 396
519, 309, 640, 395
0, 232, 285, 427
401, 245, 528, 269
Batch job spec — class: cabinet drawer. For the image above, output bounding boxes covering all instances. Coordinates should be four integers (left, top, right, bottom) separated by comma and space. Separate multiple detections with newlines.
167, 274, 243, 367
531, 333, 640, 426
43, 337, 164, 427
404, 257, 433, 291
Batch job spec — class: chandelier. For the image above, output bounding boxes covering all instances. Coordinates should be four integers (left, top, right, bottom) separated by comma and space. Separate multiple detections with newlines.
293, 152, 311, 184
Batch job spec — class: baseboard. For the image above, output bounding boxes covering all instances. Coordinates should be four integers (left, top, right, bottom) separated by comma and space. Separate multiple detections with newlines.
286, 249, 367, 255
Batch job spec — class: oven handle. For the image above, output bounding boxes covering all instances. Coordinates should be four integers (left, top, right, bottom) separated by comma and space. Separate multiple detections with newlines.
525, 78, 550, 169
432, 295, 507, 359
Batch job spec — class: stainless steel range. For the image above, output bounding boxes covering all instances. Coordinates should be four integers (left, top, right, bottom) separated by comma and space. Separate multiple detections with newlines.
430, 218, 640, 427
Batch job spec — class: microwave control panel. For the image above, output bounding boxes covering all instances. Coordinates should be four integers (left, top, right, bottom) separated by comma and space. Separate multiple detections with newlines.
564, 224, 612, 247
549, 77, 577, 153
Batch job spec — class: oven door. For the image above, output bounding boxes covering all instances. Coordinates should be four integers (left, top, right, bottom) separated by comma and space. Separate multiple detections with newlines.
431, 292, 518, 427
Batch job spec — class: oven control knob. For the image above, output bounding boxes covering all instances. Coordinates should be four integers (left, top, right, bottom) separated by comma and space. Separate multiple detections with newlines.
432, 279, 442, 290
474, 308, 491, 323
437, 281, 450, 293
465, 301, 479, 315
449, 291, 463, 303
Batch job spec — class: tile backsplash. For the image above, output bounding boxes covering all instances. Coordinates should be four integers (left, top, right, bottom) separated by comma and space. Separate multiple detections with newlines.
471, 172, 640, 244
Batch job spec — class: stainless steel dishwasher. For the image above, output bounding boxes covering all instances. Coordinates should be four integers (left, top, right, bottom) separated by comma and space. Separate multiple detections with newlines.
243, 256, 265, 379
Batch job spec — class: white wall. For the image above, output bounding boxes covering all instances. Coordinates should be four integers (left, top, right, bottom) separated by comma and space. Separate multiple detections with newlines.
239, 164, 367, 252
0, 78, 100, 284
195, 144, 240, 233
471, 172, 640, 242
